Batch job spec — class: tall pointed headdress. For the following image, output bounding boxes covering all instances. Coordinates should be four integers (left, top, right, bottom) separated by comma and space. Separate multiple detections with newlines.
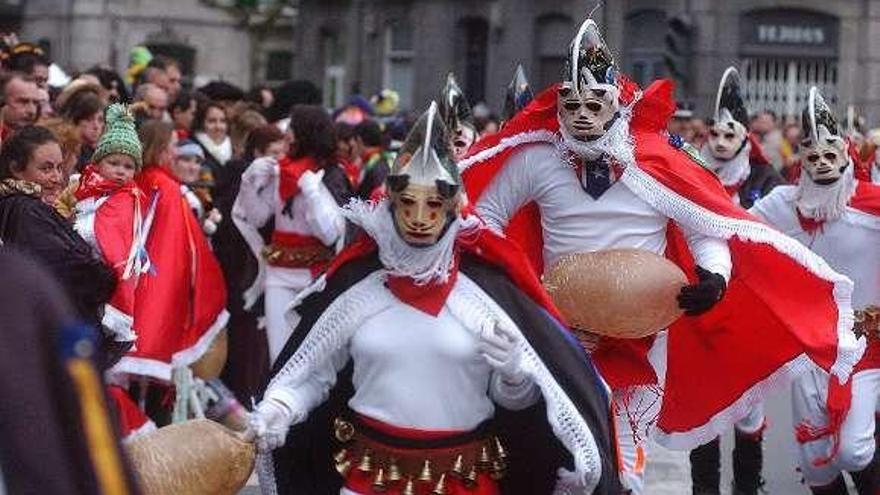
713, 67, 749, 129
802, 87, 842, 147
502, 64, 534, 121
388, 101, 459, 197
563, 19, 618, 99
440, 73, 475, 133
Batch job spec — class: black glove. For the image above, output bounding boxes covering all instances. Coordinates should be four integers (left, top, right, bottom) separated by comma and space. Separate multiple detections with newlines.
678, 266, 727, 316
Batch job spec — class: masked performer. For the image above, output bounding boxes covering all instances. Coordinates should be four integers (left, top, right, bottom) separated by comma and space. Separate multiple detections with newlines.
699, 67, 782, 209
461, 18, 860, 494
248, 102, 620, 495
441, 73, 479, 162
750, 88, 880, 495
234, 104, 349, 365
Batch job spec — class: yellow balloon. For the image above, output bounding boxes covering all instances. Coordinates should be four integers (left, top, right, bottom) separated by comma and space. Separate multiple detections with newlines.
543, 249, 687, 339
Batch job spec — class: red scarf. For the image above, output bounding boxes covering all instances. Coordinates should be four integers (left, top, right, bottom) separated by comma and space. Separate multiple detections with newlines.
278, 156, 319, 202
74, 164, 139, 201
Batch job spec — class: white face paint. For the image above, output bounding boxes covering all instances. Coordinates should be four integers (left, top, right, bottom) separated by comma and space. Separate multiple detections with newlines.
557, 83, 618, 141
801, 126, 849, 185
450, 124, 476, 161
707, 118, 747, 161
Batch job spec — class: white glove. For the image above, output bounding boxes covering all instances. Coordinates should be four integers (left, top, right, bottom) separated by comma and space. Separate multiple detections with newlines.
478, 319, 524, 383
552, 468, 588, 495
245, 398, 293, 453
243, 157, 278, 188
297, 169, 325, 196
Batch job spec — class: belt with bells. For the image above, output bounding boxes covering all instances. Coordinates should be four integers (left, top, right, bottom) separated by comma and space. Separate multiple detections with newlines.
332, 414, 507, 494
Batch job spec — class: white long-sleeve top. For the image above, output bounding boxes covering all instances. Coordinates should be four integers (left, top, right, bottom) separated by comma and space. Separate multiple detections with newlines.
265, 273, 539, 431
236, 159, 346, 289
476, 143, 732, 280
750, 186, 880, 308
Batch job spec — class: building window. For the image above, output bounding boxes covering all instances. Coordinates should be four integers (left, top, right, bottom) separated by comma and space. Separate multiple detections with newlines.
623, 9, 667, 88
321, 29, 346, 109
534, 14, 573, 90
265, 50, 293, 82
456, 18, 489, 104
383, 21, 414, 110
144, 42, 196, 79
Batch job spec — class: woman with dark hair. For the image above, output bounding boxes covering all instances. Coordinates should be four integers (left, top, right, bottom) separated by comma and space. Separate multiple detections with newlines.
234, 104, 350, 364
170, 90, 200, 141
0, 125, 115, 328
191, 100, 232, 211
85, 66, 131, 104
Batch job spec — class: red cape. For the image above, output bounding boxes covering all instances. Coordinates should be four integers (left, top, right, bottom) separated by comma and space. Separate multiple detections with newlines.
460, 79, 861, 448
75, 166, 143, 337
114, 166, 229, 381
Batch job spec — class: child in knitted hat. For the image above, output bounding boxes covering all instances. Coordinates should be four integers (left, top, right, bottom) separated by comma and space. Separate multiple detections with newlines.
73, 103, 150, 348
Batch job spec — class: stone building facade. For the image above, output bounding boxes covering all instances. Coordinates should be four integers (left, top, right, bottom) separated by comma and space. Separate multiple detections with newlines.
19, 0, 295, 89
294, 0, 880, 124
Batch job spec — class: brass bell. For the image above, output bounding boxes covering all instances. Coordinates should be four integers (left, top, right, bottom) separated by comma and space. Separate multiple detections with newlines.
431, 473, 448, 495
476, 445, 492, 471
372, 468, 387, 492
450, 454, 465, 478
490, 459, 506, 481
402, 477, 416, 495
333, 448, 348, 464
493, 436, 508, 460
387, 457, 402, 482
335, 459, 352, 477
334, 418, 355, 442
464, 465, 479, 488
357, 449, 373, 473
417, 459, 433, 482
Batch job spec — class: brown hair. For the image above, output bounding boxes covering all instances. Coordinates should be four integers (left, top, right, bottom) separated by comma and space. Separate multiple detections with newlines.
38, 117, 82, 174
244, 124, 286, 160
230, 106, 268, 158
138, 119, 174, 166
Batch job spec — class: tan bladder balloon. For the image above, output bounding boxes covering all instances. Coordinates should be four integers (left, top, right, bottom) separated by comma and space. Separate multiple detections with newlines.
543, 249, 687, 339
126, 419, 255, 495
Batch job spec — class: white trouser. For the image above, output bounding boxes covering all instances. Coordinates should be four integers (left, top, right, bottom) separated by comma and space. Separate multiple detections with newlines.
615, 332, 668, 495
265, 284, 299, 365
792, 367, 880, 486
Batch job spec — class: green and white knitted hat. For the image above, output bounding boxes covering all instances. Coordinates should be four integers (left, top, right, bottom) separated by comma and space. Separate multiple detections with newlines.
92, 103, 143, 168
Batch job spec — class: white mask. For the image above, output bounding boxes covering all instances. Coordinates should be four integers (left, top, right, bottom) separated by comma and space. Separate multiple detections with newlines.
801, 125, 848, 185
707, 111, 748, 161
557, 83, 619, 141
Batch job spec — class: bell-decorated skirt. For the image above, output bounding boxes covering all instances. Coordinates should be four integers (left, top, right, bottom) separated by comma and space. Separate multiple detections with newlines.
333, 413, 505, 495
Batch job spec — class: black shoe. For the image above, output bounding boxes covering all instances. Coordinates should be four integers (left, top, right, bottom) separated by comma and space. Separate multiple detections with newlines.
732, 429, 764, 495
690, 437, 721, 495
809, 475, 849, 495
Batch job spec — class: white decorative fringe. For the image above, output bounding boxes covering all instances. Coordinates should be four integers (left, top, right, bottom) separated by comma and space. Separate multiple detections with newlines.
101, 304, 136, 343
108, 356, 173, 382
458, 130, 559, 173
171, 309, 230, 368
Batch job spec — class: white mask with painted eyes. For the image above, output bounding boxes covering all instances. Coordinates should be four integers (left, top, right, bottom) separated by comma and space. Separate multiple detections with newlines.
801, 126, 848, 185
707, 117, 747, 161
557, 84, 618, 141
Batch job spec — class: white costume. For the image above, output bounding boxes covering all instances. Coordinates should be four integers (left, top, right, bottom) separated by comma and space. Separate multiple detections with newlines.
234, 157, 346, 364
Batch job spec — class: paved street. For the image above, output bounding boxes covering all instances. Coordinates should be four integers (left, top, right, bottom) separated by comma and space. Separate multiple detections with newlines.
238, 389, 855, 494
